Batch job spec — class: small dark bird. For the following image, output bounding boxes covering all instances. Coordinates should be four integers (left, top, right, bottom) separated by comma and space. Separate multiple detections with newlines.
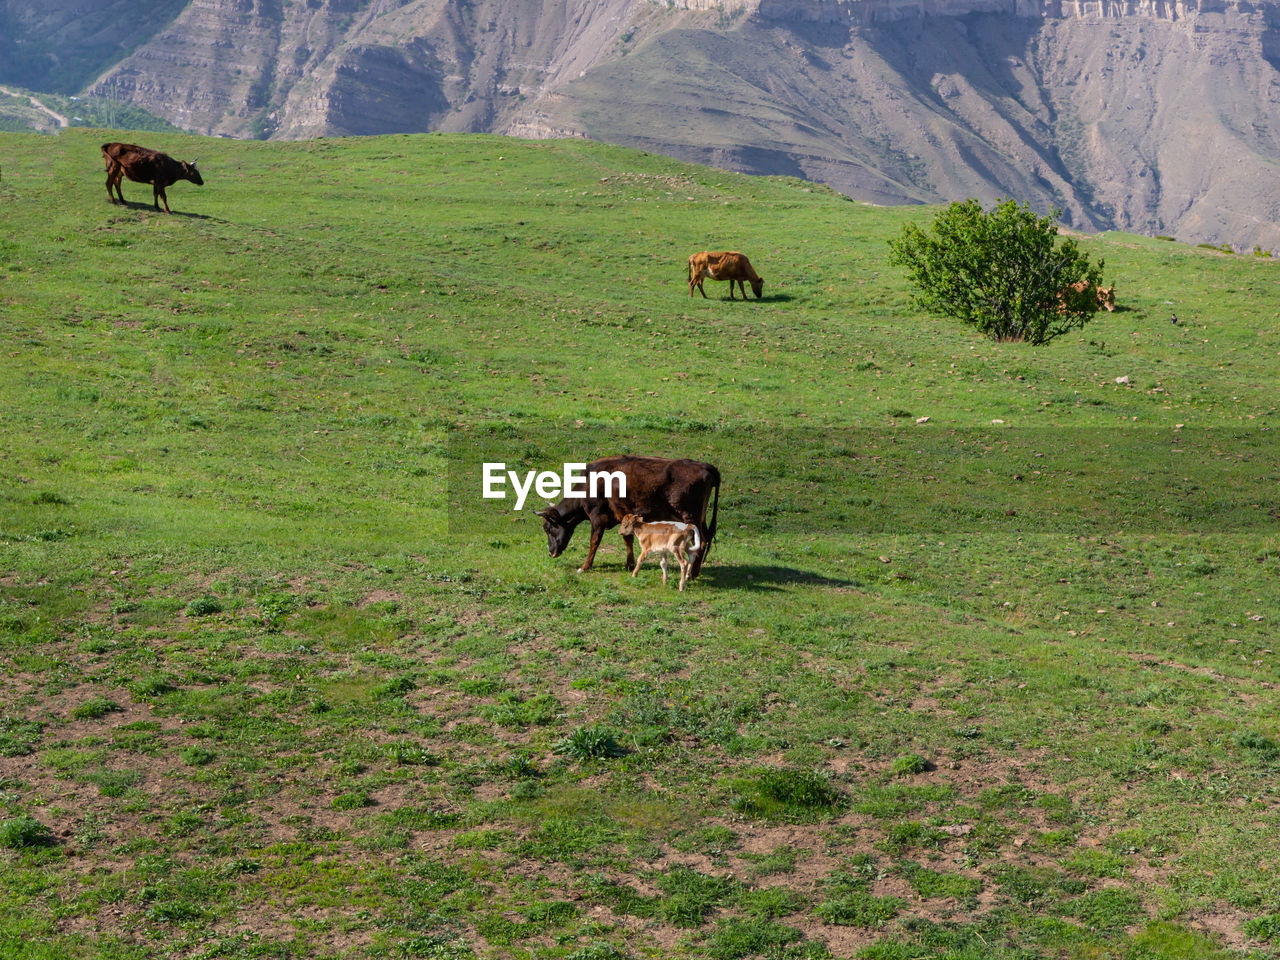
1170, 313, 1179, 324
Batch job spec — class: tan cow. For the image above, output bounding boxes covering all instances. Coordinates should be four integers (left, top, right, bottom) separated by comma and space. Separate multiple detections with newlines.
1057, 280, 1116, 313
688, 251, 764, 300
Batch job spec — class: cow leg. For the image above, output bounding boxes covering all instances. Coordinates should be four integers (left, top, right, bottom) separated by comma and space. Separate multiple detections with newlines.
578, 521, 605, 572
631, 547, 648, 578
687, 527, 707, 579
156, 186, 170, 213
695, 279, 708, 298
659, 556, 669, 583
622, 532, 636, 571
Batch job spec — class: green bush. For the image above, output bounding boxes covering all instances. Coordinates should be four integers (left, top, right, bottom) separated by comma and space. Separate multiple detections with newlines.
184, 596, 222, 617
888, 198, 1105, 344
1058, 888, 1145, 933
178, 746, 216, 766
72, 696, 123, 720
129, 676, 175, 699
372, 675, 416, 700
0, 716, 43, 756
703, 917, 806, 959
333, 790, 373, 810
568, 944, 625, 960
554, 725, 627, 761
0, 815, 52, 849
654, 868, 737, 927
815, 890, 903, 927
256, 591, 298, 631
729, 767, 843, 821
1244, 912, 1280, 942
889, 753, 929, 777
387, 741, 437, 765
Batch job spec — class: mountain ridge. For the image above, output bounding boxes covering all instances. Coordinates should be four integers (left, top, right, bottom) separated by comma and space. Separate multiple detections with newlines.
3, 0, 1278, 247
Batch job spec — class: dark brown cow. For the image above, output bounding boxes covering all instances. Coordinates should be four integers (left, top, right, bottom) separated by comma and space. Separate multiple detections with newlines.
688, 251, 764, 300
102, 142, 203, 213
536, 456, 720, 579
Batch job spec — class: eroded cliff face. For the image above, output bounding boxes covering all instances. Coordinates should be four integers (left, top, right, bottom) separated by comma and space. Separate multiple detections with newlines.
80, 0, 649, 139
7, 0, 1278, 246
686, 0, 1267, 21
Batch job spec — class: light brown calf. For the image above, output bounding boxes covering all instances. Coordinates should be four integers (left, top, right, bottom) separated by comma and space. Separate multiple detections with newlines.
618, 514, 702, 591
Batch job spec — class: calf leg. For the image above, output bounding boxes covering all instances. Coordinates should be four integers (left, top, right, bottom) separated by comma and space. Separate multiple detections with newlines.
659, 556, 668, 584
631, 547, 649, 578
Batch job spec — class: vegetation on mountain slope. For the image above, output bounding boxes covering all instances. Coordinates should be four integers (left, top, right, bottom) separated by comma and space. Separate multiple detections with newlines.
1, 129, 1278, 959
5, 0, 1280, 247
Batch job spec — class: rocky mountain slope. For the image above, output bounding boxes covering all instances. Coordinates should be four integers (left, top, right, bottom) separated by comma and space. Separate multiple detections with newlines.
3, 0, 1279, 247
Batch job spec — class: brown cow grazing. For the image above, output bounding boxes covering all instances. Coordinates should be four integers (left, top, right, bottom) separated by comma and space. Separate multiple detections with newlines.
102, 142, 203, 213
688, 251, 764, 300
1057, 280, 1116, 313
619, 514, 701, 591
536, 456, 720, 578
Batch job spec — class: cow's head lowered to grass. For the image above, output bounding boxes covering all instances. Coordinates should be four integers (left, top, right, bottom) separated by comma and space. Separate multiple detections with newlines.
535, 502, 582, 559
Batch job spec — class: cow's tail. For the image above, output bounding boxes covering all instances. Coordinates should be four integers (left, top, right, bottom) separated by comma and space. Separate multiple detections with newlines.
689, 525, 702, 553
690, 468, 720, 579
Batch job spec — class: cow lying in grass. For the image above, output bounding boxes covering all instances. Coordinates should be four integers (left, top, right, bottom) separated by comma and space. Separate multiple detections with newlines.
102, 142, 203, 213
687, 251, 764, 300
618, 514, 701, 591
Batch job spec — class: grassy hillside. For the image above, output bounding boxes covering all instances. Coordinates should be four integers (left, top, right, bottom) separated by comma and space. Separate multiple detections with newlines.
1, 128, 1278, 960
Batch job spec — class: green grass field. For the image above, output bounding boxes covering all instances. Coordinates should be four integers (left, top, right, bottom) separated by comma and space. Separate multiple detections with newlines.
1, 128, 1278, 960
